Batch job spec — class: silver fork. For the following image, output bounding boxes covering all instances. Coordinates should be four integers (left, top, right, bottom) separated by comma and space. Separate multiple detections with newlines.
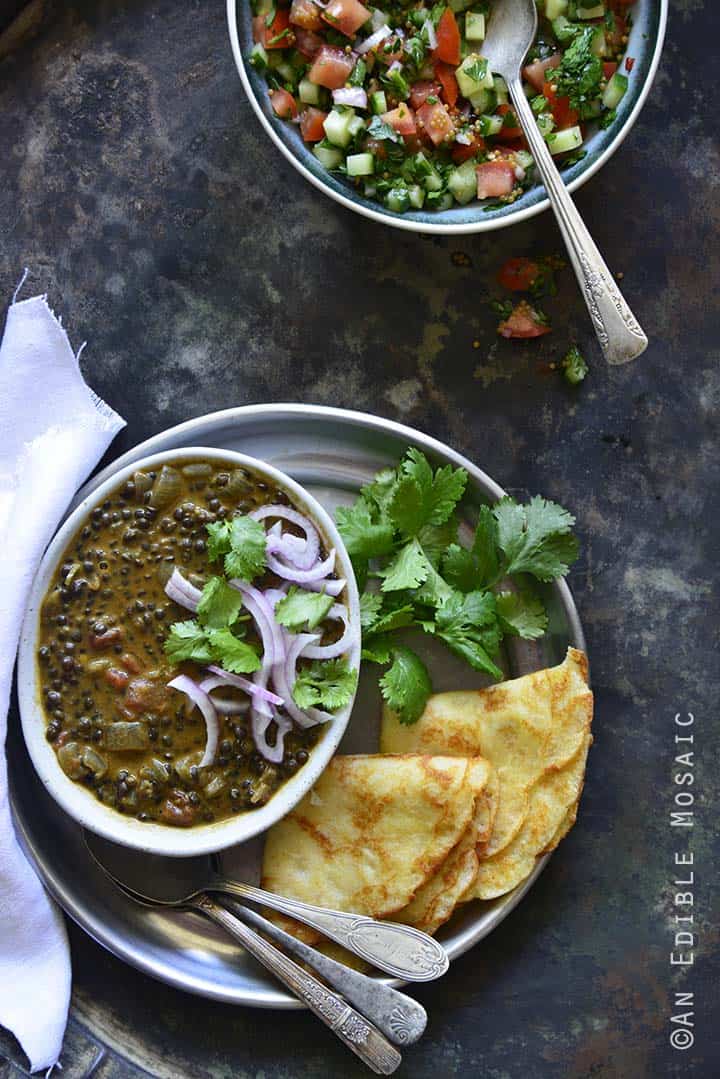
483, 0, 648, 365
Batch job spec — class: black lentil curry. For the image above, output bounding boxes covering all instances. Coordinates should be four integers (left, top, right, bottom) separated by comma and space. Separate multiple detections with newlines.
38, 458, 327, 828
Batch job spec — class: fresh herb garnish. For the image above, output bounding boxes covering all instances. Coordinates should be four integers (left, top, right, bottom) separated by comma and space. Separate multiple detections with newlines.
554, 27, 603, 109
206, 515, 267, 581
164, 620, 261, 673
275, 587, 335, 631
560, 346, 589, 385
292, 659, 358, 711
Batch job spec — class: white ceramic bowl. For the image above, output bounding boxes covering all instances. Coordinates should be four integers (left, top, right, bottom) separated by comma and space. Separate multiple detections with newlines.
17, 447, 361, 857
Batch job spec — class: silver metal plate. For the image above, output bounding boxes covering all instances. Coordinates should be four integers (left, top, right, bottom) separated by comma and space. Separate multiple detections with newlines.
9, 405, 586, 1008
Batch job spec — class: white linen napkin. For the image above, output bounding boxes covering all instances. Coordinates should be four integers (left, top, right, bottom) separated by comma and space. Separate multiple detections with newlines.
0, 279, 125, 1073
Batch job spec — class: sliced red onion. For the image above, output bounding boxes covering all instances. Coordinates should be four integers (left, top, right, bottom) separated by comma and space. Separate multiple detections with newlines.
198, 675, 250, 715
421, 18, 437, 50
388, 59, 403, 73
333, 87, 368, 109
304, 575, 346, 597
370, 7, 388, 31
272, 631, 322, 729
164, 567, 202, 613
455, 131, 472, 146
356, 23, 392, 55
301, 603, 357, 660
250, 505, 320, 570
266, 547, 336, 584
167, 675, 219, 768
207, 665, 283, 706
230, 581, 285, 665
252, 708, 293, 764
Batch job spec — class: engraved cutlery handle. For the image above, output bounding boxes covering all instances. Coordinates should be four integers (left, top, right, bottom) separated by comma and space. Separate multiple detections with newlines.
211, 878, 449, 982
224, 899, 427, 1046
192, 894, 402, 1075
509, 77, 648, 366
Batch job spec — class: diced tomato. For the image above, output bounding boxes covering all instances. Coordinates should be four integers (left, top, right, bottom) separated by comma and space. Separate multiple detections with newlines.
416, 101, 454, 146
256, 7, 292, 49
308, 45, 355, 89
290, 0, 323, 31
497, 257, 541, 292
625, 56, 635, 72
432, 8, 461, 66
269, 88, 299, 119
434, 62, 458, 108
543, 80, 579, 130
321, 0, 371, 37
300, 106, 328, 141
603, 62, 618, 79
124, 677, 169, 714
451, 132, 484, 163
409, 80, 442, 111
495, 103, 522, 141
294, 27, 323, 57
476, 160, 516, 199
523, 53, 561, 94
381, 103, 417, 136
497, 300, 551, 339
375, 34, 404, 66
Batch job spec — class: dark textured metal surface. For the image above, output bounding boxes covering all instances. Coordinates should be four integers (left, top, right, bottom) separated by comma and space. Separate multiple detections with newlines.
0, 1, 718, 1076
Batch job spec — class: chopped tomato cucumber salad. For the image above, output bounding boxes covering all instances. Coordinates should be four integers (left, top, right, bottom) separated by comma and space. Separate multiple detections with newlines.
249, 0, 636, 214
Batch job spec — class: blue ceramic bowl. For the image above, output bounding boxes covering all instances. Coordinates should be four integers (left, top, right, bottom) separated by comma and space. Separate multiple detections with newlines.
227, 0, 667, 234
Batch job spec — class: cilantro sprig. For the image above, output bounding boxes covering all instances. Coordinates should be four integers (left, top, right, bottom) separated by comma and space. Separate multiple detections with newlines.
336, 449, 580, 724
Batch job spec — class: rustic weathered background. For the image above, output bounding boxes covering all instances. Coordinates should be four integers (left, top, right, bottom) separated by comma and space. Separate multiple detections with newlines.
1, 1, 718, 1076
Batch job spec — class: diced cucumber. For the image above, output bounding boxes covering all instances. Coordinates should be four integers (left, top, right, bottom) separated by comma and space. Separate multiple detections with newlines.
346, 152, 375, 177
363, 180, 377, 198
313, 145, 343, 169
323, 109, 357, 148
434, 191, 454, 211
386, 186, 411, 213
515, 149, 534, 171
577, 3, 605, 17
408, 184, 426, 209
544, 0, 567, 18
370, 90, 387, 115
602, 71, 628, 109
468, 88, 496, 113
552, 14, 578, 42
276, 62, 295, 82
348, 115, 366, 137
546, 125, 583, 155
249, 43, 268, 72
478, 113, 503, 136
465, 12, 486, 41
447, 160, 477, 205
423, 164, 444, 192
412, 151, 433, 178
298, 78, 320, 105
536, 112, 555, 138
493, 76, 509, 105
591, 27, 607, 57
456, 53, 494, 99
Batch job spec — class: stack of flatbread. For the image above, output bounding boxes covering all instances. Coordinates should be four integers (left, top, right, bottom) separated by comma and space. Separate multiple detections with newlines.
262, 648, 593, 945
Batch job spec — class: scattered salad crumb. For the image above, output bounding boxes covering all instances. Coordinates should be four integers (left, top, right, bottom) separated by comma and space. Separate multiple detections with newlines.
560, 345, 588, 384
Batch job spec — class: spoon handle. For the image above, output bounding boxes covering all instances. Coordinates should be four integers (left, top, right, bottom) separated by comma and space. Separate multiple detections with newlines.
191, 894, 402, 1075
222, 898, 427, 1046
508, 76, 648, 365
209, 878, 449, 982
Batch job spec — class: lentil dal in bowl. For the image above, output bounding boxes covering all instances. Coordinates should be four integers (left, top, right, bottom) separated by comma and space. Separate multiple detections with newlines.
18, 448, 361, 857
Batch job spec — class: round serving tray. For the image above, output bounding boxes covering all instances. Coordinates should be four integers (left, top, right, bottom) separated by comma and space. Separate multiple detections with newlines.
9, 405, 586, 1008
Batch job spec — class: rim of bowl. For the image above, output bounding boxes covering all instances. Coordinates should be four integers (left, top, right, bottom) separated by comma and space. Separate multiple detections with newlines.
226, 0, 668, 235
17, 446, 361, 858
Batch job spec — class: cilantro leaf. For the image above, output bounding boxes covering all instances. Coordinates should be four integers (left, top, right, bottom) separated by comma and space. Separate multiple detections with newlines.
197, 576, 243, 629
431, 590, 503, 678
379, 645, 432, 725
292, 659, 357, 711
495, 591, 548, 640
417, 517, 459, 567
389, 475, 427, 537
361, 634, 394, 664
554, 26, 603, 109
223, 515, 267, 581
164, 620, 213, 665
361, 468, 398, 514
390, 449, 467, 535
206, 628, 261, 674
442, 544, 480, 593
335, 499, 395, 564
493, 496, 579, 581
414, 562, 453, 608
368, 603, 416, 634
206, 520, 231, 562
359, 591, 383, 630
379, 538, 431, 592
442, 507, 499, 591
275, 587, 334, 632
366, 116, 402, 143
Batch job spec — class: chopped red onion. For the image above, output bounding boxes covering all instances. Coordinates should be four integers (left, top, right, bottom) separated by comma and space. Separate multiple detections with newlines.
265, 547, 336, 584
207, 665, 283, 706
370, 7, 388, 31
167, 675, 219, 768
302, 603, 357, 660
252, 708, 293, 764
356, 23, 392, 55
250, 505, 320, 569
272, 631, 322, 729
304, 575, 346, 597
198, 675, 250, 715
388, 59, 403, 73
333, 87, 368, 109
230, 581, 285, 665
164, 567, 202, 613
455, 131, 473, 146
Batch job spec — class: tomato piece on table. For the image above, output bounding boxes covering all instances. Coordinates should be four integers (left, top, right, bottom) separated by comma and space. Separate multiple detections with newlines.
543, 80, 579, 130
416, 101, 454, 146
300, 106, 328, 141
409, 81, 442, 111
523, 53, 561, 94
452, 132, 485, 163
432, 9, 461, 66
290, 0, 323, 31
294, 27, 323, 57
497, 257, 541, 292
495, 103, 522, 141
308, 45, 355, 88
434, 62, 458, 108
476, 160, 516, 199
269, 88, 298, 119
381, 103, 417, 136
497, 301, 551, 339
321, 0, 371, 38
